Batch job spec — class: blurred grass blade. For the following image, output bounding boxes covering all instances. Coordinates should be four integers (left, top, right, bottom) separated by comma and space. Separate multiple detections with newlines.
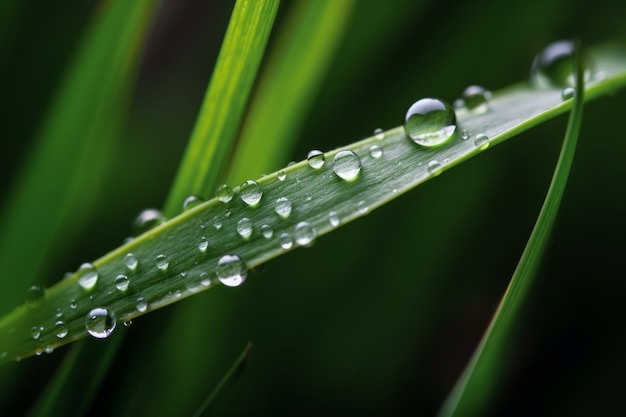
437, 44, 587, 417
0, 43, 623, 364
192, 342, 253, 417
226, 0, 355, 185
163, 0, 280, 217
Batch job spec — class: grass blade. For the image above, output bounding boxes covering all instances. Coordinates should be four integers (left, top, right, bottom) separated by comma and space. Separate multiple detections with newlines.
163, 0, 281, 217
437, 43, 587, 417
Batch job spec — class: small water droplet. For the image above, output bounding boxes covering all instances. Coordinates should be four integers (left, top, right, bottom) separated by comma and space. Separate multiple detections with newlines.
531, 40, 590, 87
329, 211, 340, 227
136, 297, 147, 313
357, 201, 369, 215
216, 254, 247, 287
237, 218, 253, 239
212, 216, 222, 230
44, 346, 53, 354
279, 233, 293, 249
240, 180, 263, 206
427, 160, 443, 176
70, 299, 78, 309
77, 263, 98, 290
473, 133, 490, 150
333, 151, 362, 181
183, 195, 204, 211
217, 184, 234, 203
156, 255, 169, 271
124, 253, 138, 271
31, 326, 43, 340
294, 222, 316, 246
200, 272, 212, 287
461, 129, 470, 140
85, 307, 116, 339
374, 128, 385, 140
55, 308, 63, 318
198, 236, 209, 252
274, 197, 292, 218
277, 170, 286, 181
114, 274, 130, 291
133, 208, 166, 236
25, 285, 45, 307
369, 145, 382, 159
404, 98, 457, 147
225, 209, 232, 218
307, 150, 325, 169
55, 321, 68, 339
561, 86, 576, 100
123, 320, 132, 327
462, 85, 491, 113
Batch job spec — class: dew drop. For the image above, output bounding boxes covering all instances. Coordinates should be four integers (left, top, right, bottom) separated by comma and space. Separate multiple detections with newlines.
70, 299, 78, 309
123, 320, 132, 327
461, 129, 470, 140
30, 326, 43, 340
200, 272, 212, 287
333, 150, 362, 181
44, 346, 53, 354
294, 222, 316, 246
183, 195, 204, 211
133, 208, 166, 236
531, 40, 590, 87
274, 197, 292, 219
114, 274, 130, 291
216, 254, 247, 287
329, 211, 341, 227
212, 216, 222, 230
261, 224, 273, 239
217, 184, 234, 203
357, 201, 369, 215
237, 218, 253, 239
374, 128, 385, 140
461, 85, 491, 113
561, 86, 576, 100
427, 160, 443, 176
77, 263, 98, 290
277, 170, 287, 181
85, 308, 116, 339
279, 233, 293, 249
124, 253, 138, 271
473, 133, 490, 150
240, 180, 263, 206
136, 297, 147, 313
369, 145, 382, 159
156, 254, 169, 271
198, 236, 209, 252
404, 98, 457, 147
55, 321, 68, 339
307, 150, 325, 169
25, 285, 45, 307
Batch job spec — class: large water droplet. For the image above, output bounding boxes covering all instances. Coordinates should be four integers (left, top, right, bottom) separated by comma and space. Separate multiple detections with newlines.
133, 208, 166, 236
55, 321, 68, 339
114, 275, 130, 291
473, 133, 490, 150
85, 308, 116, 339
294, 222, 316, 246
329, 211, 340, 227
217, 184, 234, 203
369, 145, 382, 159
307, 150, 325, 169
124, 253, 138, 271
25, 285, 45, 307
216, 255, 247, 287
240, 180, 263, 206
156, 254, 169, 271
183, 195, 204, 211
261, 224, 273, 239
333, 151, 362, 181
279, 233, 293, 249
531, 40, 589, 87
404, 98, 456, 147
198, 236, 209, 252
274, 197, 292, 219
237, 218, 253, 239
461, 85, 491, 113
77, 263, 98, 290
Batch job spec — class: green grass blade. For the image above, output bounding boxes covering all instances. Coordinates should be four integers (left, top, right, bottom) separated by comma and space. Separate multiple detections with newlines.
0, 43, 623, 364
226, 0, 356, 185
437, 44, 587, 417
163, 0, 280, 218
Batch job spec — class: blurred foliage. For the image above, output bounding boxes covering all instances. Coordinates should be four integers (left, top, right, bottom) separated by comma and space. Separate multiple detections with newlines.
1, 0, 625, 416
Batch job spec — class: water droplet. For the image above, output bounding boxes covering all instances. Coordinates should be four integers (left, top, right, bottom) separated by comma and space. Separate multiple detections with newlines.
357, 201, 369, 215
473, 133, 490, 150
212, 216, 222, 230
217, 184, 234, 203
427, 160, 443, 176
261, 224, 273, 239
279, 233, 293, 249
461, 129, 470, 140
329, 211, 340, 227
307, 150, 325, 169
200, 272, 212, 287
183, 195, 204, 211
55, 321, 68, 339
55, 308, 63, 318
44, 346, 53, 354
561, 86, 576, 100
85, 307, 116, 339
333, 151, 362, 181
531, 40, 590, 87
25, 285, 45, 307
77, 263, 98, 290
462, 85, 491, 113
156, 255, 169, 271
133, 208, 166, 236
114, 274, 130, 291
136, 297, 147, 313
374, 128, 385, 140
240, 180, 263, 206
274, 197, 292, 219
124, 253, 138, 271
237, 218, 253, 239
369, 145, 382, 159
198, 236, 209, 252
123, 320, 132, 327
294, 222, 316, 246
277, 170, 286, 181
404, 98, 457, 147
30, 326, 43, 340
216, 255, 247, 287
70, 299, 78, 309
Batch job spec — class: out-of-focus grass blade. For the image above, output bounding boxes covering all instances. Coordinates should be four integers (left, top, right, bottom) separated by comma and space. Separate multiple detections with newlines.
163, 0, 280, 218
437, 44, 587, 417
226, 0, 355, 185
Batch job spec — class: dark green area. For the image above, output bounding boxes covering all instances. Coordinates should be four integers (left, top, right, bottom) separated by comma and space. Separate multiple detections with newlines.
1, 0, 625, 416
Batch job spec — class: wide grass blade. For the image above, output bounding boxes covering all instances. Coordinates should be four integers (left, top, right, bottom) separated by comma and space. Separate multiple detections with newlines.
437, 44, 587, 417
163, 0, 280, 217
